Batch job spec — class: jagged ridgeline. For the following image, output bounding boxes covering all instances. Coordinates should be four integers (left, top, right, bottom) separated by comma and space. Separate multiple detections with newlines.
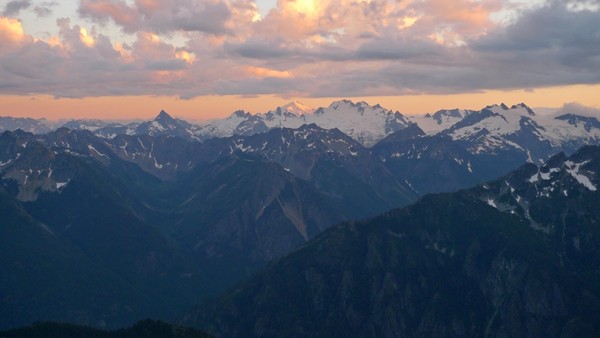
3, 101, 600, 195
2, 101, 600, 334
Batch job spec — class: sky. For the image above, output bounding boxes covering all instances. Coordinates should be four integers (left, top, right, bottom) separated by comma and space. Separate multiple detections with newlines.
1, 0, 600, 120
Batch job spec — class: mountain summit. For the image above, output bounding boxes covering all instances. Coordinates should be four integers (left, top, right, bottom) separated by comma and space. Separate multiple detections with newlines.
197, 100, 418, 146
155, 110, 175, 122
279, 101, 314, 115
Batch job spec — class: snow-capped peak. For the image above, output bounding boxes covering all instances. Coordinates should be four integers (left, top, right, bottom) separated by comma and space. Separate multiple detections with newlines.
280, 101, 314, 115
409, 108, 476, 134
511, 103, 536, 116
484, 103, 510, 111
304, 100, 414, 146
441, 103, 547, 157
196, 99, 417, 146
483, 103, 529, 116
324, 99, 374, 112
229, 110, 252, 119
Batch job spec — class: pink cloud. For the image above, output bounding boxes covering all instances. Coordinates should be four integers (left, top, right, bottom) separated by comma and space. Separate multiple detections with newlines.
79, 0, 139, 29
79, 0, 234, 35
1, 0, 599, 101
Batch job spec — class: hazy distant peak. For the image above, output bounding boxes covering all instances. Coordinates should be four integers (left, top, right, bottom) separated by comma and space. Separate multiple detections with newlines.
231, 110, 251, 118
328, 99, 361, 109
280, 101, 314, 115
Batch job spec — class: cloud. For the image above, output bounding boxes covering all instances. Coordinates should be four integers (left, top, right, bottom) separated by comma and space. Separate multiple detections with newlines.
78, 0, 235, 35
1, 0, 600, 100
472, 1, 600, 82
0, 17, 211, 98
552, 102, 600, 118
2, 0, 31, 16
0, 16, 28, 48
33, 6, 52, 17
245, 66, 292, 79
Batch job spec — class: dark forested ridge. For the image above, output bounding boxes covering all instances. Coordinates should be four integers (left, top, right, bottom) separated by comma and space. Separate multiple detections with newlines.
184, 146, 600, 337
0, 320, 212, 338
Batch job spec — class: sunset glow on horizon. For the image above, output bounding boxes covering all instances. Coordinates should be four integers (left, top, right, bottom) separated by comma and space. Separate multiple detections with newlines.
1, 0, 599, 120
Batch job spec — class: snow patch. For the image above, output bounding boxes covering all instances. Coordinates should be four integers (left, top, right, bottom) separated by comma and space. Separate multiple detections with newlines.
154, 157, 163, 169
529, 173, 539, 183
564, 160, 597, 191
88, 144, 108, 158
404, 179, 418, 193
56, 181, 69, 189
149, 120, 166, 132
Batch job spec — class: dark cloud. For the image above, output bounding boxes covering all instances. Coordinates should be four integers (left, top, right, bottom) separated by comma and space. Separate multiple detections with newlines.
2, 0, 31, 16
144, 59, 188, 71
224, 39, 291, 59
167, 1, 231, 34
33, 6, 52, 17
78, 0, 232, 35
355, 37, 442, 61
33, 2, 58, 18
468, 1, 600, 87
474, 1, 600, 53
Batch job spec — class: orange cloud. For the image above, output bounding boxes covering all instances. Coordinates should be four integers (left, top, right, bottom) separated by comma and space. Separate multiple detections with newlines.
114, 42, 134, 62
0, 17, 25, 45
289, 0, 319, 18
415, 0, 502, 37
79, 27, 95, 47
246, 66, 293, 79
400, 16, 419, 29
175, 50, 196, 64
152, 70, 185, 83
46, 36, 61, 47
131, 32, 182, 63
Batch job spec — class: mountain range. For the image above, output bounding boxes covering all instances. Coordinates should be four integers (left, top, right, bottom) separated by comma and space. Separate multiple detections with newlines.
0, 122, 418, 329
4, 100, 599, 196
184, 145, 600, 338
1, 100, 600, 335
3, 100, 599, 151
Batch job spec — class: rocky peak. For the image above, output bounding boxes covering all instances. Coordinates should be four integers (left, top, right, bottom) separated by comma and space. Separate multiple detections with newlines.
511, 103, 536, 116
231, 110, 251, 119
155, 110, 175, 123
